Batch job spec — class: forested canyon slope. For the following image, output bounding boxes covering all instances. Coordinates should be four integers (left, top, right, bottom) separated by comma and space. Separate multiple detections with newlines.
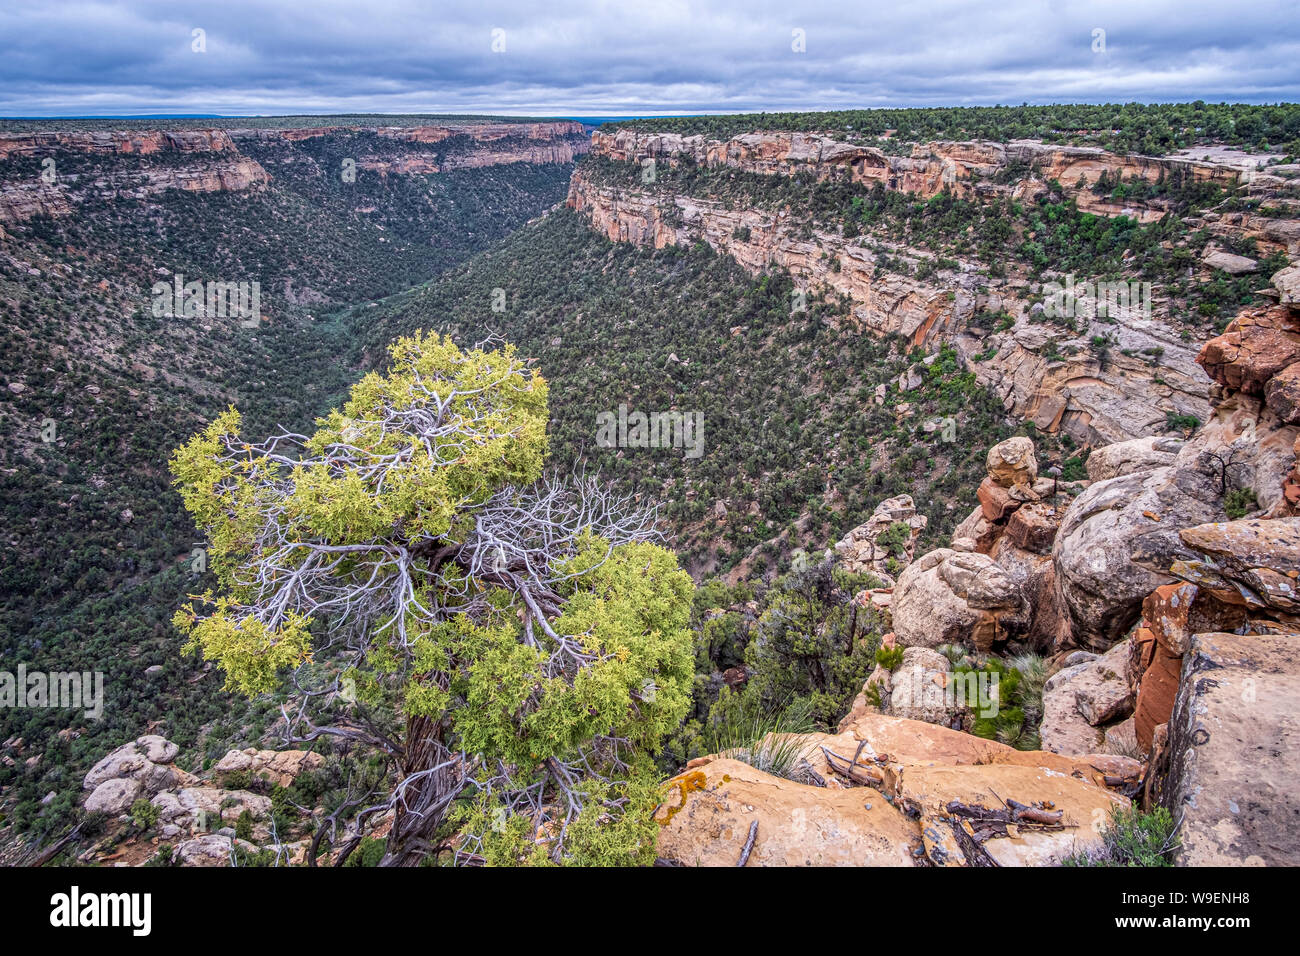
2, 104, 1299, 867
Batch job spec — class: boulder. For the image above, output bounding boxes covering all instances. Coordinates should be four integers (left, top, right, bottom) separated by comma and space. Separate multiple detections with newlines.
1196, 303, 1300, 396
172, 834, 258, 867
1157, 632, 1300, 866
137, 735, 180, 764
1004, 502, 1061, 554
1076, 639, 1137, 726
884, 646, 966, 728
1201, 249, 1258, 274
83, 735, 183, 797
1167, 516, 1300, 615
1141, 582, 1247, 657
892, 549, 1026, 651
1053, 463, 1223, 647
827, 711, 1140, 789
1085, 436, 1183, 482
988, 534, 1064, 652
1039, 663, 1105, 755
1264, 361, 1300, 424
1039, 640, 1135, 753
1273, 262, 1300, 306
213, 748, 326, 788
951, 504, 1000, 553
977, 477, 1020, 522
655, 758, 918, 866
986, 437, 1038, 489
84, 777, 142, 815
832, 711, 1008, 765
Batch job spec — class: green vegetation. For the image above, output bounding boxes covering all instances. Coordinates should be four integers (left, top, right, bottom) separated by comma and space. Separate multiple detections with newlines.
1064, 805, 1181, 867
0, 143, 575, 844
129, 798, 160, 831
1224, 487, 1260, 519
701, 695, 816, 779
367, 208, 1045, 577
582, 153, 1286, 334
611, 102, 1300, 155
939, 647, 1046, 751
170, 332, 695, 866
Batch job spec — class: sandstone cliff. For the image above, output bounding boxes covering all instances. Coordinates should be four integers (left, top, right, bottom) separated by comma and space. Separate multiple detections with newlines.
568, 169, 1215, 445
0, 121, 588, 223
0, 128, 271, 223
592, 128, 1245, 222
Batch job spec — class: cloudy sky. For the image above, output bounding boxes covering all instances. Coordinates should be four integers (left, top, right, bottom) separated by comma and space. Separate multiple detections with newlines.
1, 0, 1297, 117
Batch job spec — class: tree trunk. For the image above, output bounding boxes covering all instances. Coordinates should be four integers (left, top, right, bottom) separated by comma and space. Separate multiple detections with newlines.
380, 713, 463, 866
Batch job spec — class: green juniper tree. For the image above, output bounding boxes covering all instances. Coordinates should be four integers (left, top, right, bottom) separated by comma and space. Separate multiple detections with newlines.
170, 331, 694, 866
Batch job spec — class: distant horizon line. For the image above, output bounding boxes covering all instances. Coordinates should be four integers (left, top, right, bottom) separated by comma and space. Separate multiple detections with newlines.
0, 112, 703, 121
3, 99, 1297, 122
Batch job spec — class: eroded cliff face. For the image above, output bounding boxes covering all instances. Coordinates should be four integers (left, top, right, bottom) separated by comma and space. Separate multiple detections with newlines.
592, 129, 1247, 224
233, 121, 589, 176
0, 121, 589, 222
568, 169, 1213, 445
0, 128, 240, 159
0, 128, 271, 222
375, 121, 587, 144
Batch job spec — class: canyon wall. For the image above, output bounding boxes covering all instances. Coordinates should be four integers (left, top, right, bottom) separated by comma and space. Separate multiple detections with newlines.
591, 129, 1254, 224
0, 121, 589, 222
568, 130, 1300, 446
0, 128, 270, 223
568, 170, 1210, 445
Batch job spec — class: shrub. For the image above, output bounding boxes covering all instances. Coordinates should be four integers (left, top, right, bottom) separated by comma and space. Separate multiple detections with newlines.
1224, 487, 1259, 519
1064, 805, 1180, 867
130, 798, 160, 831
875, 644, 905, 670
704, 694, 817, 779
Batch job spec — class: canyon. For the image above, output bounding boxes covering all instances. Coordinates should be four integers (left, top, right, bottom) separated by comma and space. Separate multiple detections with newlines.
6, 111, 1300, 868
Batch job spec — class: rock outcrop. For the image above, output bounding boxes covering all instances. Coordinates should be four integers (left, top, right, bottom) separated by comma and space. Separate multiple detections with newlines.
591, 129, 1241, 218
82, 735, 191, 814
1052, 460, 1224, 648
833, 493, 926, 578
893, 437, 1069, 654
0, 120, 588, 223
660, 712, 1138, 866
0, 129, 271, 223
1150, 631, 1300, 865
79, 735, 320, 865
1039, 639, 1136, 754
655, 758, 918, 866
892, 548, 1028, 652
1084, 435, 1184, 482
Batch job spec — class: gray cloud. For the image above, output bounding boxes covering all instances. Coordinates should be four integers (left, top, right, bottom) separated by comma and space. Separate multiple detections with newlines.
0, 0, 1296, 116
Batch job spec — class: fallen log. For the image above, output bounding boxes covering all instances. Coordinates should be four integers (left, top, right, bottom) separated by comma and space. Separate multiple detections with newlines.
821, 746, 885, 786
1006, 798, 1064, 825
737, 820, 758, 867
